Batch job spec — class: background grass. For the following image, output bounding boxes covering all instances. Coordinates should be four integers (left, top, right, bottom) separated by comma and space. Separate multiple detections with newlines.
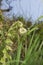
0, 11, 43, 65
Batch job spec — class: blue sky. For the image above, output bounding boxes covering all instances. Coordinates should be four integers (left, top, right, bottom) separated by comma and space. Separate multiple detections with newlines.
1, 0, 43, 22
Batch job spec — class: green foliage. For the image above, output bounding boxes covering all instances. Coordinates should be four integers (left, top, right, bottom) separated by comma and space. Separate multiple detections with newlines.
0, 12, 43, 65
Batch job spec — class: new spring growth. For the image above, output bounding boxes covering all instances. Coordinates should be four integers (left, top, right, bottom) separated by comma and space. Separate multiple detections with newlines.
19, 27, 27, 35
